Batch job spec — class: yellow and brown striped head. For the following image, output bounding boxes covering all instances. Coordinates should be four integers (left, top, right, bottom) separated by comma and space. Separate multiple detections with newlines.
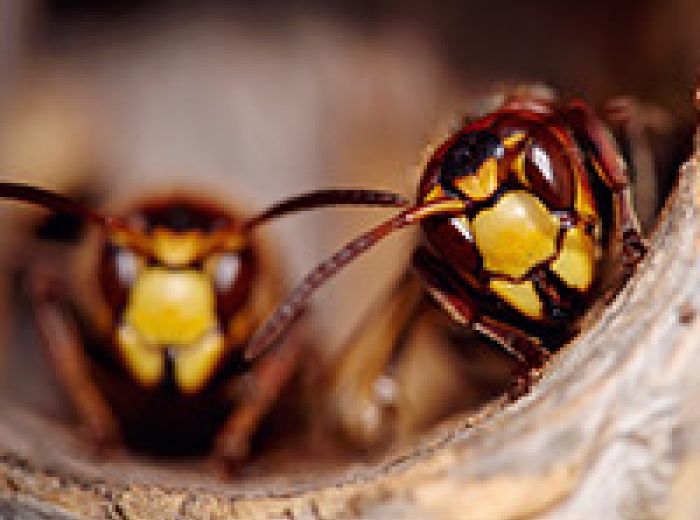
0, 183, 261, 394
100, 199, 255, 394
417, 105, 613, 337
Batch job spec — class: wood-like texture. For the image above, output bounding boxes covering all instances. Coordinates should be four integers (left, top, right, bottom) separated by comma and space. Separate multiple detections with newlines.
0, 134, 698, 519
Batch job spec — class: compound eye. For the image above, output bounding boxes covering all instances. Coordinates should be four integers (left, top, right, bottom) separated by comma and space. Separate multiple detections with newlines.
115, 248, 142, 287
207, 253, 241, 292
523, 134, 573, 210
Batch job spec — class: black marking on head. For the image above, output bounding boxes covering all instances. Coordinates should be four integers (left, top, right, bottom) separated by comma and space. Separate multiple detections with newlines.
163, 348, 177, 393
439, 130, 504, 197
135, 200, 232, 233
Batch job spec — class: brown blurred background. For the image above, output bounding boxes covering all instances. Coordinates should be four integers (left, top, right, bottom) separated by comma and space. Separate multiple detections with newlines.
0, 0, 697, 458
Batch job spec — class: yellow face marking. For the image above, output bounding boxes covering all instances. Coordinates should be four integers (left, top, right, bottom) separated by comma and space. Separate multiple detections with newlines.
423, 184, 445, 203
125, 267, 217, 347
152, 229, 206, 267
512, 150, 529, 187
471, 191, 560, 278
551, 225, 596, 291
502, 131, 526, 149
574, 174, 598, 223
454, 156, 499, 200
489, 279, 543, 319
412, 199, 466, 220
116, 324, 163, 387
174, 331, 226, 394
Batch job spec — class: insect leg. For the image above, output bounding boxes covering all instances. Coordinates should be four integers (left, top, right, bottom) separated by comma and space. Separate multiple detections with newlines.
616, 188, 647, 278
413, 247, 549, 397
213, 326, 305, 467
323, 272, 425, 448
28, 265, 119, 450
472, 318, 550, 398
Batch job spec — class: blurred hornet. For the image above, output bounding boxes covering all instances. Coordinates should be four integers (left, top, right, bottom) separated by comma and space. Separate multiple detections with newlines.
242, 93, 648, 446
0, 185, 378, 463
